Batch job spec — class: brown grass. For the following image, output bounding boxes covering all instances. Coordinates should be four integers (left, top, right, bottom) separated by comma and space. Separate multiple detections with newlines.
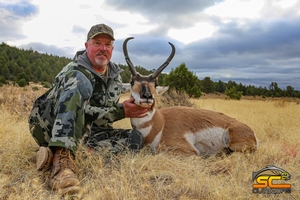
0, 85, 299, 199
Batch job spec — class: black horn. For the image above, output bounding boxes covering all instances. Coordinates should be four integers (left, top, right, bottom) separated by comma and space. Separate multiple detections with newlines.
123, 37, 137, 76
152, 42, 176, 79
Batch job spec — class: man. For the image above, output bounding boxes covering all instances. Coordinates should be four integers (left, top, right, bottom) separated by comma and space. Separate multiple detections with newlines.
29, 24, 149, 193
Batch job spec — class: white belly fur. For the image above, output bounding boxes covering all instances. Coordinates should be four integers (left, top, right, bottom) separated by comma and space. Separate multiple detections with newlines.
151, 130, 163, 151
185, 127, 230, 156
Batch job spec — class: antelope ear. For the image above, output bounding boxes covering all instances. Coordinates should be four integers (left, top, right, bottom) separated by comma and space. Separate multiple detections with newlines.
156, 86, 169, 95
117, 83, 131, 93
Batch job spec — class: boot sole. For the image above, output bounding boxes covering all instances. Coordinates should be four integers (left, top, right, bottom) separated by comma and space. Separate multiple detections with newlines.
36, 146, 53, 170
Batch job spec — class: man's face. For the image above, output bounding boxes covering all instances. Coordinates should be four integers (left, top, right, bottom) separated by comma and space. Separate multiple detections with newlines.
85, 34, 114, 71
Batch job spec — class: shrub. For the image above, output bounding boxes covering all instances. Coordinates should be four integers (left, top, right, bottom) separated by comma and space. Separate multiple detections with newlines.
156, 89, 194, 109
225, 86, 242, 100
17, 79, 28, 87
42, 82, 51, 88
32, 86, 39, 91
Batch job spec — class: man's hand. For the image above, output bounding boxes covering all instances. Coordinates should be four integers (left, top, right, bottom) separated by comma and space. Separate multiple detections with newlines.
122, 97, 151, 118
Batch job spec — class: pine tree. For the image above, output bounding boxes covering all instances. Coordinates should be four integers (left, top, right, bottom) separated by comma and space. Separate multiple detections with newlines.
164, 63, 201, 98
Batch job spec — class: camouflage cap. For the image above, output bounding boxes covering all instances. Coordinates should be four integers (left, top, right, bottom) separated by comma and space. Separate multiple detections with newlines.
87, 24, 115, 41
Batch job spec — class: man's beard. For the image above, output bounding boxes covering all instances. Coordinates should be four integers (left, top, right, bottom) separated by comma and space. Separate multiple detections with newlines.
95, 57, 108, 67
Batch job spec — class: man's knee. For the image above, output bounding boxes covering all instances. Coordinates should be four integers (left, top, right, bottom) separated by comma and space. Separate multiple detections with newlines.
126, 129, 144, 151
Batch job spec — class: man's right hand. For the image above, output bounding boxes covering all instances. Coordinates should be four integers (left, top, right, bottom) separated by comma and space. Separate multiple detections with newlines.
122, 97, 151, 118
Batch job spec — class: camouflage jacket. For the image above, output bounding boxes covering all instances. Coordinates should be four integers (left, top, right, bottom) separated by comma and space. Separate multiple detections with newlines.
51, 50, 125, 144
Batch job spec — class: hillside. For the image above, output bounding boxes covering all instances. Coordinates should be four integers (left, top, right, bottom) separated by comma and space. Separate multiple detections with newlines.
0, 43, 299, 98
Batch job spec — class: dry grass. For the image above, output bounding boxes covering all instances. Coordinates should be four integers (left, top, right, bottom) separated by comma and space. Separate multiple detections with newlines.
0, 85, 299, 199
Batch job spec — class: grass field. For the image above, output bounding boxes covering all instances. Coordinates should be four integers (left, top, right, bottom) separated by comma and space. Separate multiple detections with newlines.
0, 85, 299, 199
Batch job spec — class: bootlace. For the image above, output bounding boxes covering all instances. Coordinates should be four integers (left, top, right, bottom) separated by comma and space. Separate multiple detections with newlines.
59, 149, 77, 173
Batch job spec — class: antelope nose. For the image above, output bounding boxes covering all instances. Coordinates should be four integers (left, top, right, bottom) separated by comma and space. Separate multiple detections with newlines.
142, 93, 153, 100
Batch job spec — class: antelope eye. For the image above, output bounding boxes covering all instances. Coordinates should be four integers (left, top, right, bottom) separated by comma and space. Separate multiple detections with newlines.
130, 80, 134, 86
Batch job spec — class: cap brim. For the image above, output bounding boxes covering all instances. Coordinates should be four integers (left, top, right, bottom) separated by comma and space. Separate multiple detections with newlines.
89, 32, 115, 41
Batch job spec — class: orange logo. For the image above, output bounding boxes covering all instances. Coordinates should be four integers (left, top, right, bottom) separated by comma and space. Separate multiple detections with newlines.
252, 165, 291, 194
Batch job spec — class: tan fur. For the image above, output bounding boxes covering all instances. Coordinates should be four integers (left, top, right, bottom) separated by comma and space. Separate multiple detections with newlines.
131, 106, 258, 156
122, 37, 257, 156
132, 81, 142, 94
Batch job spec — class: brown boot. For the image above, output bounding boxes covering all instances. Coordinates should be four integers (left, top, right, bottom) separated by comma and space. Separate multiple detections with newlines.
36, 146, 53, 170
50, 147, 81, 194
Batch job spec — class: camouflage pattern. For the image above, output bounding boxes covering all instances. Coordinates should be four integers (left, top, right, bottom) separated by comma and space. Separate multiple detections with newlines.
87, 24, 115, 41
29, 87, 55, 147
83, 128, 144, 154
29, 51, 143, 154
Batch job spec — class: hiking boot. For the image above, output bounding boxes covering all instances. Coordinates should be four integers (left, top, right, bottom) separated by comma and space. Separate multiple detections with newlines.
36, 146, 53, 170
50, 147, 81, 194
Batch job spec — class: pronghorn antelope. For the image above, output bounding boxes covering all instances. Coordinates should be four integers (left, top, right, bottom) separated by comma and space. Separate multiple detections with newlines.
122, 37, 258, 156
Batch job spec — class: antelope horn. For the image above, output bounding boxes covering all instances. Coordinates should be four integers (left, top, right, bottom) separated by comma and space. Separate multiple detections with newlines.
123, 37, 137, 76
152, 42, 176, 79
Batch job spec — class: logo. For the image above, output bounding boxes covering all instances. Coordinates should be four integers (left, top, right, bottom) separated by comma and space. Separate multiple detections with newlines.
252, 165, 291, 194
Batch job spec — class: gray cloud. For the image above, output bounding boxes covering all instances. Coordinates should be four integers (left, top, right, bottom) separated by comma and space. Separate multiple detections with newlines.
106, 1, 300, 90
1, 0, 299, 90
0, 1, 39, 41
0, 1, 38, 16
72, 25, 87, 36
19, 42, 75, 58
105, 0, 226, 36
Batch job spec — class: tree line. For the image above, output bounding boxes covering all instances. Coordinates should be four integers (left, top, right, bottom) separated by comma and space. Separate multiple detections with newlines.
0, 42, 299, 99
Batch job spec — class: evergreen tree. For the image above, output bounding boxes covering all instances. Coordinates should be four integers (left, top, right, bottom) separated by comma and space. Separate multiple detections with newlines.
215, 80, 226, 93
201, 77, 214, 93
269, 82, 283, 97
164, 63, 201, 98
2, 65, 10, 80
0, 75, 6, 84
286, 86, 294, 97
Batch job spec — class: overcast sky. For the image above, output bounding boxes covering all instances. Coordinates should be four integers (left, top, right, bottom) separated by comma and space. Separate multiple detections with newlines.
1, 0, 300, 90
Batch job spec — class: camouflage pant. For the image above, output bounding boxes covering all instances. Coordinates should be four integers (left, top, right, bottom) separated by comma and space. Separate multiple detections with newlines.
83, 127, 144, 154
30, 125, 144, 154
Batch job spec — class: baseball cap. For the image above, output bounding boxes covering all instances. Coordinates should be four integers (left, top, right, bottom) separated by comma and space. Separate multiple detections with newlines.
87, 24, 115, 41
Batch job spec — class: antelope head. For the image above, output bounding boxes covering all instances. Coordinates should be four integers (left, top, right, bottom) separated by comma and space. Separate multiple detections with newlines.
122, 37, 176, 107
